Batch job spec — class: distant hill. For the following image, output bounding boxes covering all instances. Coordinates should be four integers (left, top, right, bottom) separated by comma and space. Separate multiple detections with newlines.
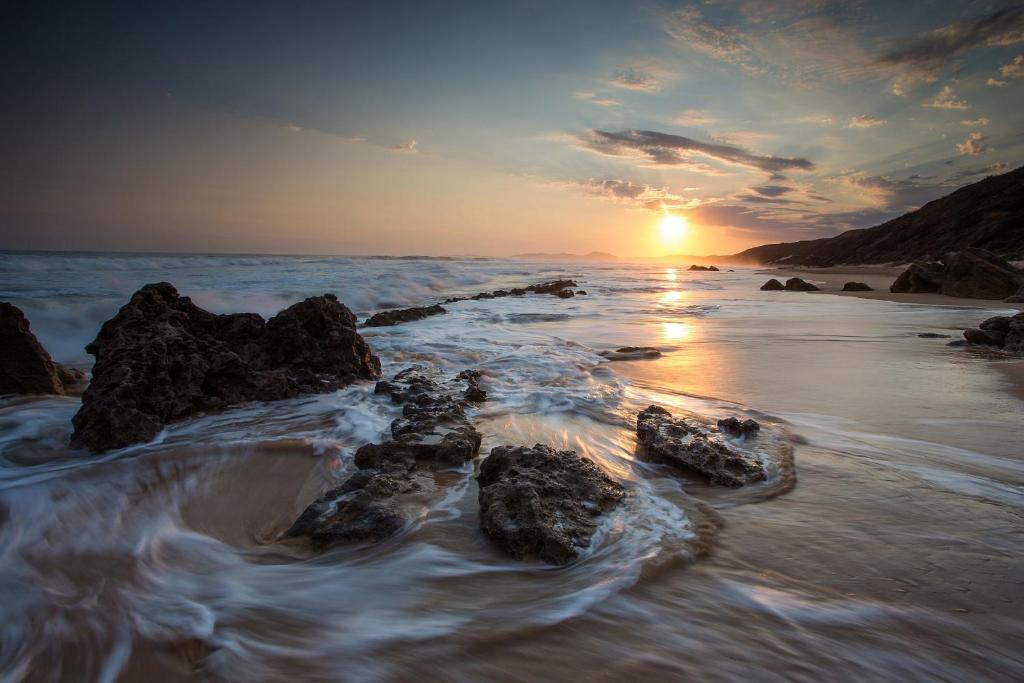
732, 166, 1024, 266
512, 251, 620, 261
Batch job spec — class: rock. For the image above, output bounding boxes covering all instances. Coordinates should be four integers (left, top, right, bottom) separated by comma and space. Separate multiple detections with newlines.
288, 366, 484, 548
600, 346, 661, 361
553, 289, 575, 299
917, 332, 951, 338
841, 282, 873, 292
477, 443, 624, 565
444, 280, 580, 304
636, 405, 765, 486
717, 417, 760, 438
0, 302, 65, 395
961, 312, 1024, 353
760, 279, 785, 291
576, 290, 588, 295
526, 279, 578, 295
364, 304, 446, 327
688, 265, 719, 271
1006, 286, 1024, 303
71, 283, 381, 452
891, 249, 1024, 299
784, 277, 820, 292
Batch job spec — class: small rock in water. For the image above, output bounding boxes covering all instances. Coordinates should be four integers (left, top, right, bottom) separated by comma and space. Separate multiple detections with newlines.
599, 346, 661, 361
553, 289, 575, 299
960, 312, 1024, 353
784, 277, 820, 292
917, 332, 951, 339
760, 279, 785, 291
636, 405, 765, 486
364, 304, 446, 327
477, 443, 624, 565
717, 417, 761, 438
841, 281, 873, 291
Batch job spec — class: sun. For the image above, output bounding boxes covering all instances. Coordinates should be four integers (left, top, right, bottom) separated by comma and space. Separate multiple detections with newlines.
660, 214, 688, 242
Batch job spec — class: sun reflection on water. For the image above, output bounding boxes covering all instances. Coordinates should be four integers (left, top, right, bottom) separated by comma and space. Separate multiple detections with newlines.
662, 322, 691, 342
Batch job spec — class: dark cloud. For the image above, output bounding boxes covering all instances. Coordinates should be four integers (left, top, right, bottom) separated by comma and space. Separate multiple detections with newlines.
752, 184, 792, 197
553, 178, 697, 212
578, 129, 814, 175
609, 67, 662, 91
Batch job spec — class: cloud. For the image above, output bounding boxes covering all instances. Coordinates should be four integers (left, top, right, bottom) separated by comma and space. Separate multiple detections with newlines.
924, 85, 969, 109
608, 64, 668, 92
286, 123, 304, 133
959, 117, 990, 126
664, 7, 763, 74
947, 161, 1009, 181
574, 91, 621, 107
577, 129, 814, 176
553, 178, 700, 212
674, 109, 718, 127
751, 185, 792, 198
390, 139, 418, 153
1001, 55, 1024, 78
797, 114, 836, 125
843, 174, 957, 211
847, 115, 886, 128
877, 7, 1024, 92
987, 77, 1008, 86
957, 132, 989, 155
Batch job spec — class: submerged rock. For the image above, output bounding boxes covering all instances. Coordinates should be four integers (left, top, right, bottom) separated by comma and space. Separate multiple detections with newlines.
526, 279, 578, 295
600, 346, 661, 361
0, 302, 79, 396
636, 405, 765, 486
477, 443, 624, 565
842, 281, 873, 292
961, 312, 1024, 353
288, 366, 484, 548
784, 277, 820, 292
71, 283, 381, 452
760, 279, 785, 291
891, 249, 1024, 299
917, 332, 951, 339
717, 417, 760, 438
364, 304, 446, 327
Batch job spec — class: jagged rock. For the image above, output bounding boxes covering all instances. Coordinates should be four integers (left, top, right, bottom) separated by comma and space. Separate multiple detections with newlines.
526, 279, 578, 295
71, 283, 381, 452
717, 417, 760, 438
891, 249, 1024, 299
600, 346, 661, 361
444, 280, 579, 304
553, 289, 575, 299
842, 282, 873, 292
477, 443, 624, 565
0, 302, 74, 395
364, 304, 446, 327
636, 405, 765, 486
961, 312, 1024, 353
760, 279, 785, 291
288, 366, 484, 548
784, 277, 820, 292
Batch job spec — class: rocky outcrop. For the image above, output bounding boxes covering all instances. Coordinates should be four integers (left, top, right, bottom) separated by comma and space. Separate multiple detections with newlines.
477, 443, 624, 565
444, 279, 581, 304
890, 249, 1024, 299
717, 417, 760, 438
71, 283, 381, 452
842, 282, 873, 292
688, 265, 719, 271
287, 367, 484, 548
760, 279, 785, 291
784, 277, 820, 292
364, 304, 446, 327
600, 346, 661, 361
0, 302, 80, 395
960, 312, 1024, 353
636, 405, 765, 486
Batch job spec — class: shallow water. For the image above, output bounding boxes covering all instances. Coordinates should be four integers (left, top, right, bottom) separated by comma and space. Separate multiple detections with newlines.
0, 252, 1021, 682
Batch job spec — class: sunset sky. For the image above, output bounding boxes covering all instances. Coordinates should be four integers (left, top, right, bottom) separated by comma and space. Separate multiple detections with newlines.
3, 1, 1023, 257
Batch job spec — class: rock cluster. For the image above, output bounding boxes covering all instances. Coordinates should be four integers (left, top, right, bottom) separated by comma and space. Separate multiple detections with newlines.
842, 281, 873, 292
364, 304, 446, 327
760, 277, 819, 292
688, 265, 720, 271
477, 444, 625, 565
636, 405, 765, 486
599, 346, 662, 361
0, 303, 83, 395
717, 417, 760, 438
444, 279, 582, 303
71, 283, 381, 452
287, 366, 484, 547
890, 248, 1024, 300
760, 278, 785, 291
960, 312, 1024, 353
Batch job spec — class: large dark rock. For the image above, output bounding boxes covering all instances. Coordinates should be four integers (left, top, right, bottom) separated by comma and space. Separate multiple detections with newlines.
71, 283, 381, 452
287, 366, 484, 548
636, 405, 765, 486
784, 277, 820, 292
841, 281, 874, 292
961, 312, 1024, 353
477, 443, 624, 565
717, 417, 760, 438
0, 302, 65, 395
760, 279, 785, 291
364, 304, 446, 327
891, 249, 1024, 299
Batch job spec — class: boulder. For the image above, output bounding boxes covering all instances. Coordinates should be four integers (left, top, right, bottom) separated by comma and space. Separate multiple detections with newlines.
784, 277, 820, 292
599, 346, 661, 361
841, 282, 873, 292
1006, 286, 1024, 303
636, 405, 765, 486
0, 302, 64, 395
71, 283, 381, 452
717, 417, 760, 438
553, 289, 575, 299
477, 443, 624, 565
961, 312, 1024, 353
760, 279, 785, 291
364, 304, 446, 327
287, 366, 484, 548
891, 249, 1024, 299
